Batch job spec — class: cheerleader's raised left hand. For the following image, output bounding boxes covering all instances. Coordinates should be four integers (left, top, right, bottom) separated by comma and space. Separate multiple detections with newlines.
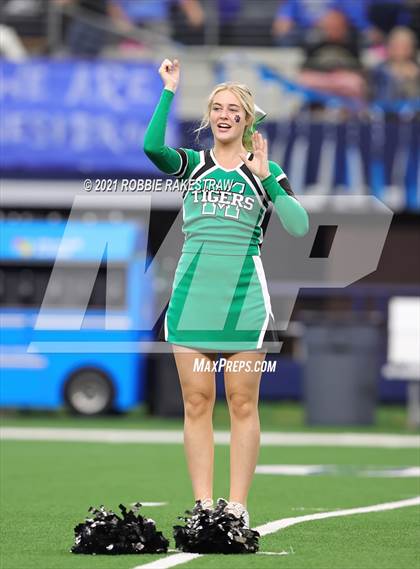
239, 132, 270, 181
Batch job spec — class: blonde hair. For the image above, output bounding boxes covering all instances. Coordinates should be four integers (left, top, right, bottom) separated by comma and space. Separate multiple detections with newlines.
194, 82, 256, 152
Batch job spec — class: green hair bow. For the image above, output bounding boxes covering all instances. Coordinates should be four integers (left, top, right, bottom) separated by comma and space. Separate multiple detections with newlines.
250, 103, 267, 134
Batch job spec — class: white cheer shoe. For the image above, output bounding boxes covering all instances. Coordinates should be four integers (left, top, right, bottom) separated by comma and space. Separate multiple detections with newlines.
224, 500, 250, 529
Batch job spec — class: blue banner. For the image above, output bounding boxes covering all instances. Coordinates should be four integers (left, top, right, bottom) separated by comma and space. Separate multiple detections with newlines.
0, 59, 177, 174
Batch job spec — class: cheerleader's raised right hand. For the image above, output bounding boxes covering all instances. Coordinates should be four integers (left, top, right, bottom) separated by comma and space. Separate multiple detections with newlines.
159, 58, 180, 93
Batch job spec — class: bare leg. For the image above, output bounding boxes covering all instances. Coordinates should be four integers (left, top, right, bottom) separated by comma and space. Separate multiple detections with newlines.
223, 350, 266, 507
172, 344, 218, 502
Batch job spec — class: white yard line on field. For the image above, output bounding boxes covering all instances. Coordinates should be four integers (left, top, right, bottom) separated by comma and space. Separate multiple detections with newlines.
132, 496, 420, 569
256, 465, 420, 477
1, 427, 419, 448
255, 496, 420, 536
133, 553, 201, 569
166, 548, 291, 557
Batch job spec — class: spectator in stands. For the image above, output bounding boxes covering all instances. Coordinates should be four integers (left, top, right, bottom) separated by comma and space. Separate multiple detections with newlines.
170, 0, 206, 45
54, 0, 131, 57
271, 0, 412, 46
114, 0, 205, 46
272, 0, 369, 46
370, 26, 420, 105
297, 9, 368, 101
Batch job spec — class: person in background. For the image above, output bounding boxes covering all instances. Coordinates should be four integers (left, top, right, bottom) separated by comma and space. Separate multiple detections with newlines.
297, 9, 368, 102
272, 0, 369, 46
371, 26, 420, 105
53, 0, 130, 57
169, 0, 205, 45
114, 0, 205, 46
271, 0, 412, 47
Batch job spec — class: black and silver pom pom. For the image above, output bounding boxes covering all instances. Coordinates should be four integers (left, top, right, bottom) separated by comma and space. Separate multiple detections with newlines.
173, 498, 260, 554
71, 502, 169, 555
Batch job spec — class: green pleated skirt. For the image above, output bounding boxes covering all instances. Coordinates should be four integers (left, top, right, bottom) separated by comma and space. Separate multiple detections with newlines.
164, 250, 276, 352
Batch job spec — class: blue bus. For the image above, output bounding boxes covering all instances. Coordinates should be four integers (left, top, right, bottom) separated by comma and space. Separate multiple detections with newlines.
0, 220, 154, 415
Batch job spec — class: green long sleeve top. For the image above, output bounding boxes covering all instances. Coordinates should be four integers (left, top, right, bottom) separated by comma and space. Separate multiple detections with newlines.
144, 89, 309, 253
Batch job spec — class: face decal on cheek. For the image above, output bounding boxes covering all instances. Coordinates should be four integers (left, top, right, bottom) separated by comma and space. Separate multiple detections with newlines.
210, 90, 248, 142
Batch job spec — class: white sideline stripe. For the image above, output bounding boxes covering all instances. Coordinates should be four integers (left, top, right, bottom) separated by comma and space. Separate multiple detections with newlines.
255, 496, 420, 536
257, 464, 326, 475
256, 465, 420, 477
132, 496, 420, 569
133, 553, 201, 569
166, 548, 294, 556
257, 550, 290, 555
165, 548, 290, 556
1, 428, 419, 448
361, 467, 420, 478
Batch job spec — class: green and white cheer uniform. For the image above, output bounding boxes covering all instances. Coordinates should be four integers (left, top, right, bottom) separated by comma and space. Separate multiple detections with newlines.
144, 88, 309, 351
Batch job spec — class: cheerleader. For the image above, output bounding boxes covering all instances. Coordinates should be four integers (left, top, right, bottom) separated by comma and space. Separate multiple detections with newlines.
144, 58, 309, 530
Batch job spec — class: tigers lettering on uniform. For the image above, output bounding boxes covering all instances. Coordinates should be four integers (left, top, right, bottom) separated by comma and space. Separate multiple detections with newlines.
190, 180, 255, 217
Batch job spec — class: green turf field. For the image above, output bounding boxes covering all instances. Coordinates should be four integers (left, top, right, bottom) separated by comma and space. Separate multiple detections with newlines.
1, 404, 419, 569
